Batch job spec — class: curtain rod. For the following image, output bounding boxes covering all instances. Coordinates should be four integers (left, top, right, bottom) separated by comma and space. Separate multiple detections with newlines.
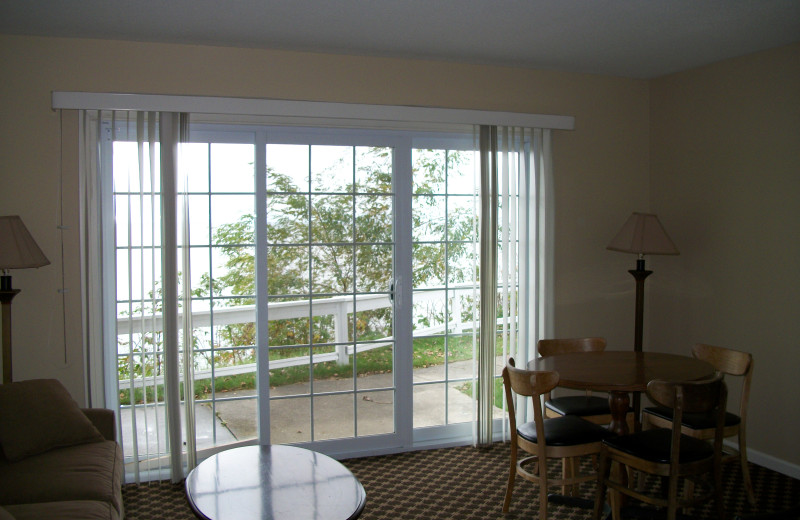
51, 92, 575, 131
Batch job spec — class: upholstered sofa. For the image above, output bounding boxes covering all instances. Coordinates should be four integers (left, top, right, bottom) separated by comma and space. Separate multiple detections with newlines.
0, 379, 124, 519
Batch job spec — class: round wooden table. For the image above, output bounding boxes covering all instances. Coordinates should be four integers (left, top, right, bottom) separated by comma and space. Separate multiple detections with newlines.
185, 445, 366, 520
528, 351, 715, 435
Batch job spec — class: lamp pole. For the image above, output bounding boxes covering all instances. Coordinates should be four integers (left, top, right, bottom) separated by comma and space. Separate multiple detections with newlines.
627, 257, 651, 432
1, 289, 20, 384
630, 257, 652, 353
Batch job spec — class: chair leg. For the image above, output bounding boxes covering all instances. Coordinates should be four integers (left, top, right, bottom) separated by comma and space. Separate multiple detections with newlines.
561, 457, 571, 496
503, 443, 517, 513
539, 461, 549, 520
610, 463, 625, 519
739, 430, 756, 506
569, 457, 580, 496
633, 466, 646, 491
684, 478, 696, 503
641, 409, 652, 430
681, 478, 699, 517
666, 474, 679, 520
593, 450, 610, 520
659, 475, 670, 498
562, 456, 581, 497
715, 459, 726, 520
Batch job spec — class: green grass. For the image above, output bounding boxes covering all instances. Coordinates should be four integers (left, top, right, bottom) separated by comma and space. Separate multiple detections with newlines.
457, 377, 505, 410
119, 334, 480, 405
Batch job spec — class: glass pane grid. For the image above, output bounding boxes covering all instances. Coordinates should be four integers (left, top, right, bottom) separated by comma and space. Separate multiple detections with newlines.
412, 147, 479, 428
267, 143, 395, 443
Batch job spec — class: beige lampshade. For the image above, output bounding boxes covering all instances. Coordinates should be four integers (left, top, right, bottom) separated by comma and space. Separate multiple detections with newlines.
0, 216, 50, 270
607, 212, 679, 255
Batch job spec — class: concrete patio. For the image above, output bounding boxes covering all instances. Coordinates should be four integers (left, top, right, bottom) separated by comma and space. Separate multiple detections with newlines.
121, 358, 507, 459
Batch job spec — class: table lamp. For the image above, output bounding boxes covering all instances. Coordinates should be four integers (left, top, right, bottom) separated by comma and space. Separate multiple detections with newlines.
0, 215, 50, 384
607, 212, 679, 353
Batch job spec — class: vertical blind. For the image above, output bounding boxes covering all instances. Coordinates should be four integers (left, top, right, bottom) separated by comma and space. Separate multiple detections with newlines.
475, 126, 553, 446
80, 110, 196, 483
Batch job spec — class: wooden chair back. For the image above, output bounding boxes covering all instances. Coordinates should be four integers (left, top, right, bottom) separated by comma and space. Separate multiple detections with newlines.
504, 357, 560, 396
647, 374, 726, 416
502, 358, 559, 435
647, 374, 728, 470
537, 337, 607, 357
692, 343, 753, 420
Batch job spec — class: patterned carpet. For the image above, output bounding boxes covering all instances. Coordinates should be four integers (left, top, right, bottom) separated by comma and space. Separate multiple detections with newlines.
122, 442, 800, 519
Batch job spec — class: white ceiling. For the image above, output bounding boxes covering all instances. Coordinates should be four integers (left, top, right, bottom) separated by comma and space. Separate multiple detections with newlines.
2, 0, 799, 78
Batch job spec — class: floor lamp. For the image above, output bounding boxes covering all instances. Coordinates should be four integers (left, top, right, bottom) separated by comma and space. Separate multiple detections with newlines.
0, 215, 50, 384
607, 212, 678, 427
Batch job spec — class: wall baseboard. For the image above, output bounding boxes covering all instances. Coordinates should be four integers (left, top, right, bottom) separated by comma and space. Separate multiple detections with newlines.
739, 441, 800, 480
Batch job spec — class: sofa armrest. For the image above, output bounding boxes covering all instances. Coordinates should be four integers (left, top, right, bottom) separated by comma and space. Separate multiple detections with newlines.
81, 408, 116, 441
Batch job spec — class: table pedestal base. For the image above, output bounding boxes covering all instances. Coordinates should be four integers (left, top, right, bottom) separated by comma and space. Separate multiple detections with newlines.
608, 391, 631, 436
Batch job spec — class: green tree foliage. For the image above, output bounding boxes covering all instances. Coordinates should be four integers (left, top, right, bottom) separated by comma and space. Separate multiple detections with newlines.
198, 146, 476, 354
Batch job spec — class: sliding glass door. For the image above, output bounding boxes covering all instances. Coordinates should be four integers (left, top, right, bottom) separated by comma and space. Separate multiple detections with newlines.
261, 133, 405, 453
107, 118, 504, 474
409, 143, 483, 443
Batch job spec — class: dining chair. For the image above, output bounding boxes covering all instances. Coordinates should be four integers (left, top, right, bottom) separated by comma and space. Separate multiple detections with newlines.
537, 337, 623, 425
642, 343, 756, 505
502, 357, 613, 519
592, 374, 727, 520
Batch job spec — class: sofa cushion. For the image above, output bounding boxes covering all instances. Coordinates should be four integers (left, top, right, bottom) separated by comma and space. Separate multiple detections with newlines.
0, 379, 104, 462
0, 440, 122, 516
3, 500, 119, 520
0, 506, 14, 520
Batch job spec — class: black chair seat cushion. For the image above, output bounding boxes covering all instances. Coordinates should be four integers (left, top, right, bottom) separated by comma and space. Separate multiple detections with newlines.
518, 414, 614, 446
545, 395, 611, 416
603, 428, 714, 464
643, 406, 741, 430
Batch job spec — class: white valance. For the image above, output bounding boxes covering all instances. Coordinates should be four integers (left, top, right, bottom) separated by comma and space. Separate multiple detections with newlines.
52, 92, 575, 131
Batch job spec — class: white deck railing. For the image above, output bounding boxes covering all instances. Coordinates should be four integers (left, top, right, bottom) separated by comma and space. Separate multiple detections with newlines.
117, 285, 478, 390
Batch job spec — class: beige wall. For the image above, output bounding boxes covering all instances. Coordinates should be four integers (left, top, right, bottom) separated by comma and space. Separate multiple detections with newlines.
0, 35, 649, 402
4, 34, 797, 469
649, 42, 800, 467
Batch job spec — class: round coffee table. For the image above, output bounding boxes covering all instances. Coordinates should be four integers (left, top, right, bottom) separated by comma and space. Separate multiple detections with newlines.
185, 445, 366, 520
